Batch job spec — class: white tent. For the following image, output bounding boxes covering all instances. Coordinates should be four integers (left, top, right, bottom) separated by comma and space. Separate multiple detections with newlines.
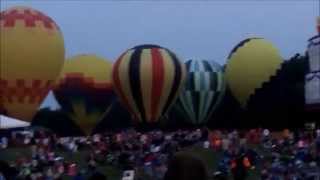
0, 115, 30, 129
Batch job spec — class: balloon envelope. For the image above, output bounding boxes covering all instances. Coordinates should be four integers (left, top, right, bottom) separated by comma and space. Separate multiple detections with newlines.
0, 6, 65, 121
53, 55, 114, 135
225, 38, 282, 108
112, 44, 186, 123
176, 59, 226, 125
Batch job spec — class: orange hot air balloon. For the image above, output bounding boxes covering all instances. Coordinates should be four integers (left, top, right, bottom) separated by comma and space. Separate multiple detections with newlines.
0, 6, 65, 121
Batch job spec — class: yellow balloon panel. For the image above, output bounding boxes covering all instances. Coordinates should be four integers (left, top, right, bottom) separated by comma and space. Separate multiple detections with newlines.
0, 6, 65, 121
225, 38, 282, 107
60, 54, 112, 83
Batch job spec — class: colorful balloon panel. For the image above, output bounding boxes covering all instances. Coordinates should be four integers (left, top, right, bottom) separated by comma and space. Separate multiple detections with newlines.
0, 6, 65, 121
112, 45, 186, 123
225, 38, 282, 108
176, 60, 226, 125
53, 55, 114, 134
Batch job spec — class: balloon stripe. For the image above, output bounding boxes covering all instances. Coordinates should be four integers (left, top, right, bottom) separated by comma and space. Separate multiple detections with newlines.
206, 92, 219, 119
185, 92, 196, 123
140, 49, 153, 122
178, 92, 194, 122
194, 60, 199, 71
194, 72, 201, 91
203, 61, 213, 72
187, 72, 194, 90
129, 49, 146, 122
112, 53, 135, 118
155, 49, 175, 120
202, 91, 213, 122
200, 72, 205, 90
192, 92, 199, 123
172, 62, 187, 115
186, 60, 192, 71
198, 91, 205, 124
150, 48, 165, 122
205, 72, 211, 91
119, 51, 142, 121
162, 51, 183, 115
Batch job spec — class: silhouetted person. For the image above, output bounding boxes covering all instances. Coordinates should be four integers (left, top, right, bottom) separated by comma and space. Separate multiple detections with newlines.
88, 171, 107, 180
164, 152, 208, 180
231, 155, 249, 180
0, 160, 18, 179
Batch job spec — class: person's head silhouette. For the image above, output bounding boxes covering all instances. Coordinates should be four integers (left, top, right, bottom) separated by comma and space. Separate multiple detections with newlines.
164, 152, 208, 180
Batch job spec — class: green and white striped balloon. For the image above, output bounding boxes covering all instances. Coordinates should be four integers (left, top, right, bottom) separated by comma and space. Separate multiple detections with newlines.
175, 59, 226, 125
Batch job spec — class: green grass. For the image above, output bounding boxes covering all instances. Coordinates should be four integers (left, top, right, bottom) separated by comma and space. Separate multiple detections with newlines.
0, 146, 262, 180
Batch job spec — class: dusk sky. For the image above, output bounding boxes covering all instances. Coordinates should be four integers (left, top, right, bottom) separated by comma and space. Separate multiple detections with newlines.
1, 0, 319, 109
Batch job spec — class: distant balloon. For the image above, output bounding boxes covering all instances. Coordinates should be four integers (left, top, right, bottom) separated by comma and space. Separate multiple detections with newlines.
112, 44, 186, 123
53, 55, 114, 135
175, 60, 226, 125
0, 6, 65, 121
225, 38, 282, 108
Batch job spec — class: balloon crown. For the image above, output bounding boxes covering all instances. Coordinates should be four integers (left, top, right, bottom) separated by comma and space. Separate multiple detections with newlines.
132, 44, 162, 50
227, 37, 262, 59
0, 6, 58, 30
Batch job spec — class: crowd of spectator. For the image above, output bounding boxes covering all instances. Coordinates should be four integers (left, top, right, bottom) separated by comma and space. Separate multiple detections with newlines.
0, 127, 320, 180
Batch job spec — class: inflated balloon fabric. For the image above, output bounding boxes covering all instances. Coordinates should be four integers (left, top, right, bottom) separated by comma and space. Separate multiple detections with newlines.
54, 55, 114, 134
225, 38, 282, 108
176, 60, 226, 125
0, 6, 65, 121
112, 44, 186, 123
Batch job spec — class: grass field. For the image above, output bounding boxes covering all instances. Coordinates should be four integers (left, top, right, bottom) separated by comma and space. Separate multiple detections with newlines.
0, 146, 264, 180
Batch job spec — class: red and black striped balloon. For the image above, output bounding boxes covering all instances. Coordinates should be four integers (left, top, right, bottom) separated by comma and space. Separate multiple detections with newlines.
112, 45, 186, 123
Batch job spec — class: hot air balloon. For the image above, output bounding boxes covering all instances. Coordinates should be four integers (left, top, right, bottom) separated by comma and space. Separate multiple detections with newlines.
175, 60, 226, 125
225, 38, 282, 108
53, 54, 114, 135
112, 44, 186, 124
0, 6, 65, 121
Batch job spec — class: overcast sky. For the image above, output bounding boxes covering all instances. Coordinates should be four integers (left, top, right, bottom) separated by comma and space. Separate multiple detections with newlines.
1, 0, 319, 109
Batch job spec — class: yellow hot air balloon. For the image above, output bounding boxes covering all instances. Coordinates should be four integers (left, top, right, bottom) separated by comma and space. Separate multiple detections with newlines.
53, 55, 114, 135
225, 38, 282, 108
0, 6, 65, 121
